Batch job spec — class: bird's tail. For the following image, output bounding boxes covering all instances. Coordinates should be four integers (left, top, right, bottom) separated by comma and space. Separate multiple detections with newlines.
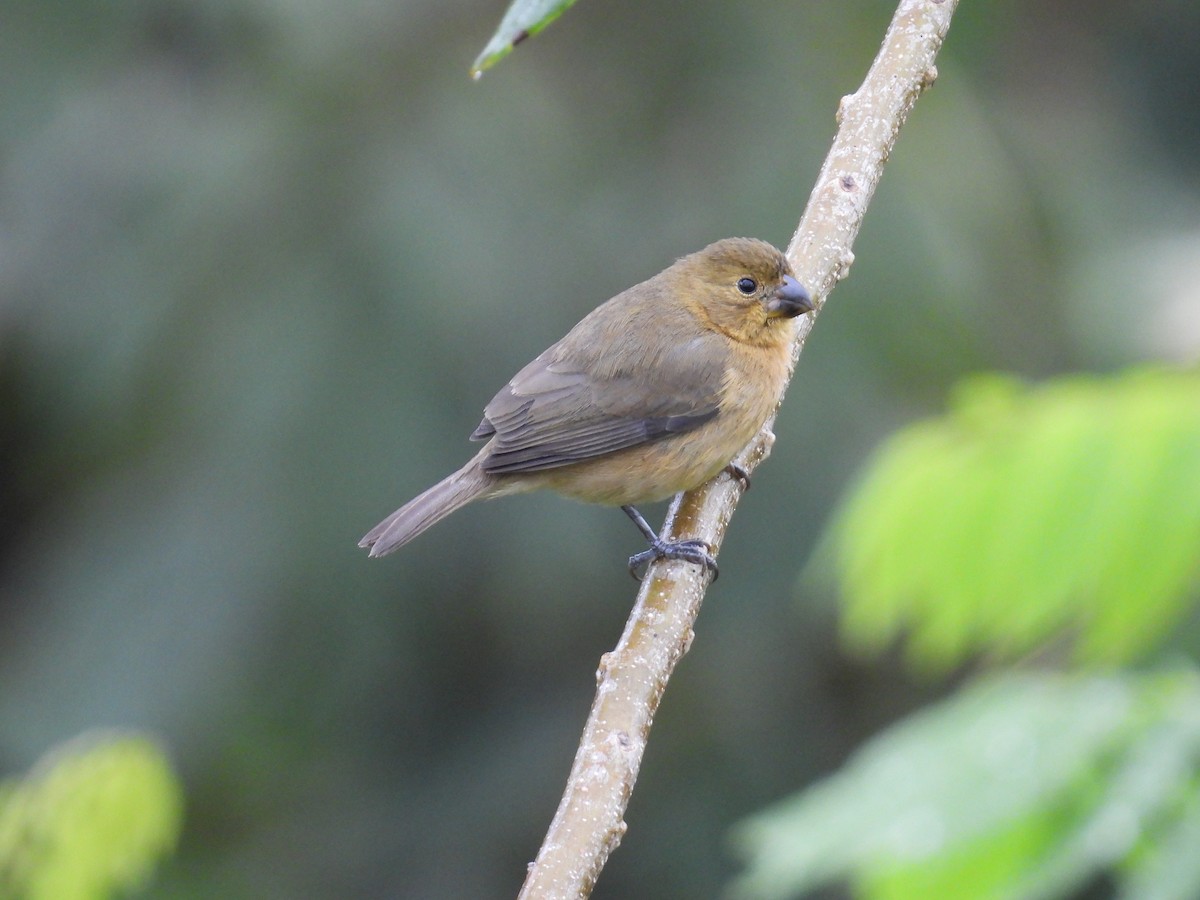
359, 460, 494, 558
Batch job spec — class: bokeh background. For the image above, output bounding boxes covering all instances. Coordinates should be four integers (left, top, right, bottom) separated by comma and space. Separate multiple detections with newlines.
2, 0, 1199, 896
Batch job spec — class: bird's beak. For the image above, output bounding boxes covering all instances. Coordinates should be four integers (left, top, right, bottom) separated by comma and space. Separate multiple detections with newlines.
764, 275, 814, 318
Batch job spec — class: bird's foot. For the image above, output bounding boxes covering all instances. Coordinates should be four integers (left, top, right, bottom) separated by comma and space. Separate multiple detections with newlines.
621, 504, 719, 582
724, 462, 751, 492
627, 538, 719, 582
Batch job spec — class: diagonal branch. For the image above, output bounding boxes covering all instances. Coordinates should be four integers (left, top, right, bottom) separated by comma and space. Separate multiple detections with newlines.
517, 2, 959, 897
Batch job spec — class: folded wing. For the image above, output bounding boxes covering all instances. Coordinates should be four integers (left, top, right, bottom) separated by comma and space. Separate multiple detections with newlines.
472, 337, 724, 475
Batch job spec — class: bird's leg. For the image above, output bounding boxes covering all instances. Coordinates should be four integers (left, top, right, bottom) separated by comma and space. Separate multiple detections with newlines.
621, 505, 718, 582
723, 462, 751, 492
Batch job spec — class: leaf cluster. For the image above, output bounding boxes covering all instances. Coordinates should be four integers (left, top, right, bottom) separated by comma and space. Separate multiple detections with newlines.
0, 734, 182, 900
735, 367, 1200, 898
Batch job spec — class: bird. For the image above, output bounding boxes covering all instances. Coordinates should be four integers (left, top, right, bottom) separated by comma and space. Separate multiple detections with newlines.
359, 237, 812, 579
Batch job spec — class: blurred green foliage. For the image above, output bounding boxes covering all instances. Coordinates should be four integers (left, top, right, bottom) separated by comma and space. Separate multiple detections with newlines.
731, 364, 1200, 898
829, 367, 1200, 669
1, 0, 1199, 897
732, 669, 1200, 900
0, 733, 182, 900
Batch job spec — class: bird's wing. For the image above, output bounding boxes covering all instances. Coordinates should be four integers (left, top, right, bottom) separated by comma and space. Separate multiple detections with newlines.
471, 337, 724, 475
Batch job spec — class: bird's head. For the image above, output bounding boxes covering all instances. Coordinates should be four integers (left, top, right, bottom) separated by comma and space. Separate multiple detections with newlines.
674, 238, 813, 346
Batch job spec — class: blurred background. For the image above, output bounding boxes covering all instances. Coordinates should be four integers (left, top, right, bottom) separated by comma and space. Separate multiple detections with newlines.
2, 0, 1198, 896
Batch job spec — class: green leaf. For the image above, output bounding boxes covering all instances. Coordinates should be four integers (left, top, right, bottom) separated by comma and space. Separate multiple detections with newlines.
729, 669, 1200, 900
855, 802, 1078, 900
471, 0, 581, 78
824, 366, 1200, 670
1119, 779, 1200, 900
0, 732, 183, 900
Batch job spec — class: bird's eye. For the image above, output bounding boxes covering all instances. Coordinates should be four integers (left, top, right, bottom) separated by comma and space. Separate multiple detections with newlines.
736, 277, 757, 295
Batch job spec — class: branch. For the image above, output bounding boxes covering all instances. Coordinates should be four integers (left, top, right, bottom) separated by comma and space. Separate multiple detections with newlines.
517, 2, 959, 897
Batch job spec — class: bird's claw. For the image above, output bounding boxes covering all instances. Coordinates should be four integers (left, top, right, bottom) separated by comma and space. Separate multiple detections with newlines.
628, 538, 719, 583
724, 462, 751, 492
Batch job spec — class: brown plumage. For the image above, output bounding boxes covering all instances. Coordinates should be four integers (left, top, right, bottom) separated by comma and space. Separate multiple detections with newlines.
359, 237, 812, 577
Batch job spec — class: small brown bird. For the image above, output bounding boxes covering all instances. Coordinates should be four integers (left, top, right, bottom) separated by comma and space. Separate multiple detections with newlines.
359, 237, 812, 578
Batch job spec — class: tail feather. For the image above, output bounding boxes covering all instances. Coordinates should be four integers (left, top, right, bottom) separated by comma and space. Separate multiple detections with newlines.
359, 461, 493, 557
